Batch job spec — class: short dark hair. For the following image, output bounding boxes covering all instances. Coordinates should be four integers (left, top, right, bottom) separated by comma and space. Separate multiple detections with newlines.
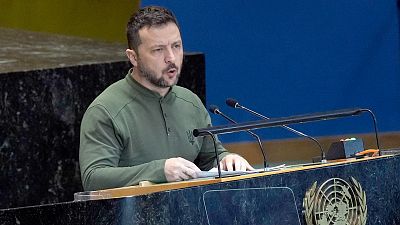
126, 6, 179, 52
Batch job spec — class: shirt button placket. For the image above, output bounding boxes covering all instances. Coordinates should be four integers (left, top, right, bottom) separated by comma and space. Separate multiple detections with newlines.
160, 99, 170, 136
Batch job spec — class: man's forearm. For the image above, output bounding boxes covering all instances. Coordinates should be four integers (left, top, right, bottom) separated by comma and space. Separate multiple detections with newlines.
81, 159, 166, 191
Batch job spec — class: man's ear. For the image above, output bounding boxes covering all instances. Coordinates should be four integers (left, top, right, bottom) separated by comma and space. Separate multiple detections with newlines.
126, 49, 138, 67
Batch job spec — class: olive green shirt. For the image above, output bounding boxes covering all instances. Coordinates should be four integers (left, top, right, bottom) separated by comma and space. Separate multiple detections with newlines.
79, 71, 229, 191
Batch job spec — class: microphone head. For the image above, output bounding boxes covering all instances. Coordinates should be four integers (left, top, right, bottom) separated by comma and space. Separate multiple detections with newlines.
226, 98, 239, 108
208, 105, 221, 114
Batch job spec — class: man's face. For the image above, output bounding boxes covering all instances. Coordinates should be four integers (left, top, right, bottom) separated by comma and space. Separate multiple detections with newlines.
134, 22, 183, 89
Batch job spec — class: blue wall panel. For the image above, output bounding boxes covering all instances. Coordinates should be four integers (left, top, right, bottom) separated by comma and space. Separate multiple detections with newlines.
142, 0, 400, 143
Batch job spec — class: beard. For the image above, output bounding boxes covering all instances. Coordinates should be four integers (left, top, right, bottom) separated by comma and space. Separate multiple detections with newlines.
137, 58, 181, 88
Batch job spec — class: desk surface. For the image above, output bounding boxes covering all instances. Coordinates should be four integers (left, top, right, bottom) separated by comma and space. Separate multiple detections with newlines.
0, 28, 126, 74
83, 155, 391, 200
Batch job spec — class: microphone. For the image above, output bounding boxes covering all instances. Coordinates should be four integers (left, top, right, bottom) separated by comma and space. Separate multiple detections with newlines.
226, 98, 327, 163
209, 105, 268, 169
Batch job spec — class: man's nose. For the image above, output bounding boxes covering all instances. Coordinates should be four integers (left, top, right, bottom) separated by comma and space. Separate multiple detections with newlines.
164, 47, 176, 63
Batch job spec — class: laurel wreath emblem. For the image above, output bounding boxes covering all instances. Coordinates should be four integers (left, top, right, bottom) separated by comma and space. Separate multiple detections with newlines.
303, 177, 367, 225
303, 181, 317, 225
350, 177, 367, 225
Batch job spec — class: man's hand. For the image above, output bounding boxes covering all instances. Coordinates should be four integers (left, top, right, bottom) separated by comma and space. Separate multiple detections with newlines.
220, 154, 254, 171
164, 157, 201, 182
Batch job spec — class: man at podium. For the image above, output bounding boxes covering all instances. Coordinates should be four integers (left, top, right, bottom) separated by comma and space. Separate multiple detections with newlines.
79, 6, 253, 191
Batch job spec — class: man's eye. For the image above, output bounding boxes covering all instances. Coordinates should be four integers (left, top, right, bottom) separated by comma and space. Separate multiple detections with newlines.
153, 48, 162, 52
173, 44, 181, 49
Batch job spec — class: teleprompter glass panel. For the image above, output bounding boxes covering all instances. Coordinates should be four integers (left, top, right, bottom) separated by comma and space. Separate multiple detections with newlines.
203, 187, 300, 225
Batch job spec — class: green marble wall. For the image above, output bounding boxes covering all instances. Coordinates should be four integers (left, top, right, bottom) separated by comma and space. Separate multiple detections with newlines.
0, 0, 139, 42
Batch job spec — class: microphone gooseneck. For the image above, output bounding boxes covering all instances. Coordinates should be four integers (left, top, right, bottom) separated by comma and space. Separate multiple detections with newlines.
359, 109, 381, 155
225, 98, 327, 163
208, 105, 268, 169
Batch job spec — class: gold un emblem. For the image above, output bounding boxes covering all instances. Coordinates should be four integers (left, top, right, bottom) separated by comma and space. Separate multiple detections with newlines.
303, 177, 367, 225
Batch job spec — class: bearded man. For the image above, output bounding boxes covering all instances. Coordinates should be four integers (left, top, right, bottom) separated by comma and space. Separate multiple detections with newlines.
79, 6, 253, 191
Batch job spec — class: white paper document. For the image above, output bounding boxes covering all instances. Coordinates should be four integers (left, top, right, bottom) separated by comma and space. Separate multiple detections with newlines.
196, 164, 286, 178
